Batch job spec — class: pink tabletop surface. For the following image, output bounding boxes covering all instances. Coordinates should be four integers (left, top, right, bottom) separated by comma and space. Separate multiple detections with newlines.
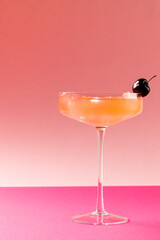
0, 186, 159, 240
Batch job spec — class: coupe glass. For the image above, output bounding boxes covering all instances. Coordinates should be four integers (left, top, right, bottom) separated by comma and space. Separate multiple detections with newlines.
59, 92, 143, 225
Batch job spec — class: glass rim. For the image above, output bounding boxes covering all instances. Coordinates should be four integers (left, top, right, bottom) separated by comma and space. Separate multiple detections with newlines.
59, 92, 142, 98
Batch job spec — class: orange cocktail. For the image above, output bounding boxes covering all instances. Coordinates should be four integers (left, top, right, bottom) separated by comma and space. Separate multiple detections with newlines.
59, 92, 143, 225
59, 92, 143, 127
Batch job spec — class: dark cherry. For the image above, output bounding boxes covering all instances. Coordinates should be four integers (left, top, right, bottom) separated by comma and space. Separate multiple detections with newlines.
132, 75, 157, 97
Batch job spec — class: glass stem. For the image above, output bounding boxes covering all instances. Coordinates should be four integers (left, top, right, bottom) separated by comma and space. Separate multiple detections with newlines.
95, 127, 106, 214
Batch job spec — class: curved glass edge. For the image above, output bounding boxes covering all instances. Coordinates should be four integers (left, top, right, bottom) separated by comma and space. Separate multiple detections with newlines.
59, 92, 143, 99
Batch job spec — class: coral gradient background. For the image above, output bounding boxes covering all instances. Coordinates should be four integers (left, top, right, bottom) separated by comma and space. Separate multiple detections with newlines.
0, 0, 160, 186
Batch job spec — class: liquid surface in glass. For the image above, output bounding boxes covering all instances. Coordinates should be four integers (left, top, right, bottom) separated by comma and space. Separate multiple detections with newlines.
59, 93, 143, 127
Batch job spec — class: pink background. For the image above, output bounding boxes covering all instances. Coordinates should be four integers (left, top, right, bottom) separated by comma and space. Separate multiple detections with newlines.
0, 0, 160, 186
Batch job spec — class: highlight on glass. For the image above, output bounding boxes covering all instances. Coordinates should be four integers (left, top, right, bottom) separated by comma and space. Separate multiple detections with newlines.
59, 92, 143, 225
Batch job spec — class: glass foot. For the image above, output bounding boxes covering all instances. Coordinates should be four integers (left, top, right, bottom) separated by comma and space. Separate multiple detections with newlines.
72, 211, 128, 225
